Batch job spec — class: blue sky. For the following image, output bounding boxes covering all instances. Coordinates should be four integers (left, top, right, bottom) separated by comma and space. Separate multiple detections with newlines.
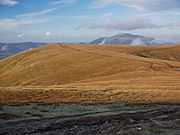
0, 0, 180, 43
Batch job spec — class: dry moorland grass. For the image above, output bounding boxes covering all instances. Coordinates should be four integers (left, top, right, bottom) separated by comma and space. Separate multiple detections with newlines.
0, 43, 179, 104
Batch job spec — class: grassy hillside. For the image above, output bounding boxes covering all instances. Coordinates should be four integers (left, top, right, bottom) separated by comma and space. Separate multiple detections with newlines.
131, 44, 180, 61
0, 43, 179, 104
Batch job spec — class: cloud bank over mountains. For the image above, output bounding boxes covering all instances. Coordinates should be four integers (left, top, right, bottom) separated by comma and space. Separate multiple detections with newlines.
91, 0, 180, 11
0, 0, 180, 43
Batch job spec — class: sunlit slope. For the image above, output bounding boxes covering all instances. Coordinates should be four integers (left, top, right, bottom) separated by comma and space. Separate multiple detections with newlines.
0, 43, 180, 87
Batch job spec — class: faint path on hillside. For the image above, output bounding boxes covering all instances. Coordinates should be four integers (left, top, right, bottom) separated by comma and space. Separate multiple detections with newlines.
57, 43, 176, 71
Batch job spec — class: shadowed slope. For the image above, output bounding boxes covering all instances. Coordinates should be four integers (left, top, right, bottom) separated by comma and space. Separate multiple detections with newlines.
131, 44, 180, 61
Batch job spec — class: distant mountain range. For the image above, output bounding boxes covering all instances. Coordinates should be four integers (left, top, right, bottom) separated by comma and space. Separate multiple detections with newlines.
0, 42, 47, 59
0, 33, 175, 60
90, 33, 159, 45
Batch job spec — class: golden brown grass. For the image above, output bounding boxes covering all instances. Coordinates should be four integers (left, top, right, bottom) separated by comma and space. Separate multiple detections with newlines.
0, 43, 180, 104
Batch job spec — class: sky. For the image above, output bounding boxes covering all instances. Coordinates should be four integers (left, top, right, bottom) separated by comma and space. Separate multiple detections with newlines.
0, 0, 180, 43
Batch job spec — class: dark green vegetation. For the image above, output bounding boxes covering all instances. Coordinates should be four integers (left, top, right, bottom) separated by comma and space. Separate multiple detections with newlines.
0, 103, 179, 135
0, 103, 156, 124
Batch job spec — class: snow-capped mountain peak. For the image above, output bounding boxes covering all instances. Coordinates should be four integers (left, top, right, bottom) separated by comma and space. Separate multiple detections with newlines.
90, 33, 155, 45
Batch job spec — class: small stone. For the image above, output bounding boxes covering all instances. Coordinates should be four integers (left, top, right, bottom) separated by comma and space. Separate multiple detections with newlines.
136, 127, 142, 130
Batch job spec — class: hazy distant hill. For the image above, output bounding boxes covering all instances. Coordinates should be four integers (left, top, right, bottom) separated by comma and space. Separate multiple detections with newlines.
90, 33, 157, 45
0, 42, 47, 59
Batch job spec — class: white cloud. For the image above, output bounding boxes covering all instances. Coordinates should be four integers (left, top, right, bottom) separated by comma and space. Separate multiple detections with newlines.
0, 0, 18, 6
91, 0, 180, 11
46, 32, 51, 36
89, 16, 161, 30
138, 11, 180, 18
1, 45, 8, 51
72, 13, 114, 21
0, 8, 57, 30
17, 33, 24, 38
51, 0, 77, 6
71, 15, 94, 20
90, 0, 121, 8
101, 13, 114, 17
120, 0, 180, 11
17, 8, 58, 18
176, 21, 180, 26
0, 18, 49, 30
